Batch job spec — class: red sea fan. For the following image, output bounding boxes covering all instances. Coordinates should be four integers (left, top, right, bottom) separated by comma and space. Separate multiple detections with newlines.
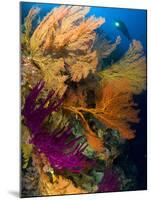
22, 81, 89, 172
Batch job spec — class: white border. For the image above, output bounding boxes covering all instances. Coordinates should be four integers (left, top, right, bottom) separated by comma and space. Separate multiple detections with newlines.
0, 0, 150, 199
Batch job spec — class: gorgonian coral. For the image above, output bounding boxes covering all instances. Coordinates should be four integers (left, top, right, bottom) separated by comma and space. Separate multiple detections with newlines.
65, 79, 140, 140
63, 40, 146, 152
63, 78, 140, 158
39, 172, 87, 195
22, 81, 63, 134
33, 152, 87, 196
99, 40, 146, 94
90, 79, 140, 139
21, 7, 40, 55
22, 81, 89, 173
31, 127, 88, 173
64, 103, 104, 153
21, 5, 147, 196
21, 6, 105, 97
98, 168, 120, 192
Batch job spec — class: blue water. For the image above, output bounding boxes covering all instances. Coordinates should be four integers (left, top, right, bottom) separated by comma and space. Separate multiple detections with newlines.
20, 2, 147, 54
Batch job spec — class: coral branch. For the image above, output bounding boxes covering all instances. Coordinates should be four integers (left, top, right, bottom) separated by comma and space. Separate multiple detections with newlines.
21, 7, 40, 54
22, 80, 62, 134
22, 81, 89, 172
64, 105, 104, 153
64, 79, 140, 140
31, 127, 88, 173
21, 6, 105, 96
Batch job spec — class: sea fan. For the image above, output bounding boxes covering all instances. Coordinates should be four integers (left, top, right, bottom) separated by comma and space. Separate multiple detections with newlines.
65, 79, 140, 141
21, 7, 40, 54
98, 168, 120, 192
22, 80, 63, 134
22, 81, 88, 172
21, 6, 105, 97
91, 79, 140, 139
31, 127, 88, 173
99, 40, 146, 94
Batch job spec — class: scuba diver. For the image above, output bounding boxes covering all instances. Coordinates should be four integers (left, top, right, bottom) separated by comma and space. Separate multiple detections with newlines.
114, 20, 132, 41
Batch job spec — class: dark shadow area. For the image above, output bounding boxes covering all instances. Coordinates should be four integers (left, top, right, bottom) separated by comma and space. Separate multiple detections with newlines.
8, 191, 19, 198
114, 91, 147, 190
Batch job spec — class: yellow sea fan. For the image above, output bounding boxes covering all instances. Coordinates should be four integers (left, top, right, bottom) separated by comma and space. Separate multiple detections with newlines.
30, 6, 105, 54
21, 7, 40, 53
99, 40, 146, 94
21, 125, 33, 169
42, 63, 68, 97
67, 51, 98, 81
21, 56, 42, 88
30, 6, 71, 53
22, 144, 33, 169
49, 109, 69, 131
31, 54, 68, 97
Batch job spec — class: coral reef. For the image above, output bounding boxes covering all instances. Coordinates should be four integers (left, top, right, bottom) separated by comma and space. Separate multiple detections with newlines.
22, 81, 89, 173
22, 6, 105, 97
21, 4, 147, 197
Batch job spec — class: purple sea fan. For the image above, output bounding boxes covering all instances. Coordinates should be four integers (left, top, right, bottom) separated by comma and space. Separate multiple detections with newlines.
22, 81, 63, 134
98, 168, 121, 192
22, 81, 89, 172
31, 127, 88, 173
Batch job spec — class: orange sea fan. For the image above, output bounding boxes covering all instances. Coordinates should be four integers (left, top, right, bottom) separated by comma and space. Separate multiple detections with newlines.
63, 104, 104, 153
63, 81, 104, 153
91, 79, 140, 139
65, 79, 140, 142
60, 15, 105, 52
64, 87, 87, 108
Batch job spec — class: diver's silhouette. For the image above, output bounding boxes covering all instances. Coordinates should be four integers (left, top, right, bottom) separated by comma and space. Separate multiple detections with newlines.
114, 20, 132, 41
